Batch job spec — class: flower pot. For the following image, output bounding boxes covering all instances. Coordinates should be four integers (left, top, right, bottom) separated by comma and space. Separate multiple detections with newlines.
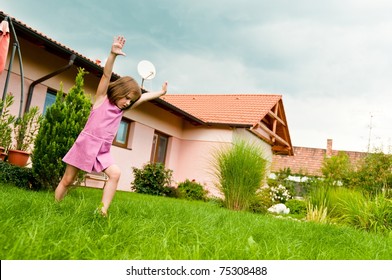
0, 152, 6, 162
7, 149, 30, 167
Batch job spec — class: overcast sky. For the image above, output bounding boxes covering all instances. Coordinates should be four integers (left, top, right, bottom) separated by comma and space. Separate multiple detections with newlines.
2, 0, 392, 152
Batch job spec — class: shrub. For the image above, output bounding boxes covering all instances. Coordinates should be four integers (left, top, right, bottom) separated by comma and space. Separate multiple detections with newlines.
248, 187, 274, 214
248, 196, 268, 214
177, 179, 207, 201
285, 199, 307, 216
321, 151, 353, 185
212, 137, 267, 211
352, 152, 392, 196
131, 163, 173, 196
32, 69, 91, 190
268, 167, 313, 197
0, 161, 40, 190
269, 184, 291, 203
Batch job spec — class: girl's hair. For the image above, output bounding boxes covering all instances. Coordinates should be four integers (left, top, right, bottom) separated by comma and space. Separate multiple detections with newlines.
107, 76, 142, 109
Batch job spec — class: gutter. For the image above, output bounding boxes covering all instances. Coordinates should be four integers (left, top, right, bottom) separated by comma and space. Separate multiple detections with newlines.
24, 54, 76, 113
152, 98, 206, 125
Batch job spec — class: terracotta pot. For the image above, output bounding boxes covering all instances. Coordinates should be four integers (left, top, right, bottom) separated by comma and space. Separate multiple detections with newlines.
0, 152, 6, 162
7, 149, 30, 167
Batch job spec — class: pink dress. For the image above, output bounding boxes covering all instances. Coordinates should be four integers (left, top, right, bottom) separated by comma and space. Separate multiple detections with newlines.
63, 97, 123, 172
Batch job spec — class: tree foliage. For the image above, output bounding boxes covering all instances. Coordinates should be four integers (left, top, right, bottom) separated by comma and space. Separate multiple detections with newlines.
32, 68, 92, 190
321, 150, 392, 196
321, 151, 353, 185
353, 152, 392, 196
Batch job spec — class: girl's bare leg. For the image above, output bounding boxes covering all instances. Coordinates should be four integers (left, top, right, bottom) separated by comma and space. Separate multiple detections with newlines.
55, 164, 79, 201
101, 164, 121, 216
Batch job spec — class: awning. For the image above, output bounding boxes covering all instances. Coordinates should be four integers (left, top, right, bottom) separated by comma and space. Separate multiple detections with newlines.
0, 19, 10, 75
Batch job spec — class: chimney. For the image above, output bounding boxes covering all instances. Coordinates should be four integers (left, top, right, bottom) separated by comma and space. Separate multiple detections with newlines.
326, 139, 333, 157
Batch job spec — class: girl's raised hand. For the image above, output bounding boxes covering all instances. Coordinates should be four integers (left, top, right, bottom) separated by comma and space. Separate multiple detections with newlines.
111, 35, 126, 56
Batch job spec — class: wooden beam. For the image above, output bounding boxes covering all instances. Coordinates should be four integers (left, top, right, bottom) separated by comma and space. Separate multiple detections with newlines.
271, 105, 278, 142
252, 122, 291, 148
267, 110, 286, 127
272, 145, 291, 153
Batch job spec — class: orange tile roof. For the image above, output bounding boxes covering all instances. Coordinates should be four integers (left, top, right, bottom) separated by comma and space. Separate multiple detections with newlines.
271, 146, 366, 176
161, 94, 282, 126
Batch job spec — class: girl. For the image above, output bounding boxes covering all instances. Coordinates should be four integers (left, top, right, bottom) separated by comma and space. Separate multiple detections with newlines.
55, 35, 168, 217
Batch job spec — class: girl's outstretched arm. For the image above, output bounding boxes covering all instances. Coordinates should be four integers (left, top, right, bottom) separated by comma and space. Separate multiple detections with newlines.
131, 81, 168, 109
94, 36, 126, 105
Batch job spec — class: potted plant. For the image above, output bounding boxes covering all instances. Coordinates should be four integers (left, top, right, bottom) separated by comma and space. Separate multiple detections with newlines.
0, 93, 16, 161
7, 106, 43, 167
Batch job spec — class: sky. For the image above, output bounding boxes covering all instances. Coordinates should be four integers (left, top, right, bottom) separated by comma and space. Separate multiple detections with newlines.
2, 0, 392, 152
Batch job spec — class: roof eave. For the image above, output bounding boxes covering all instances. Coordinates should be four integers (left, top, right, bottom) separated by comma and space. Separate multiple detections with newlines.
205, 122, 253, 128
151, 98, 206, 125
0, 12, 118, 79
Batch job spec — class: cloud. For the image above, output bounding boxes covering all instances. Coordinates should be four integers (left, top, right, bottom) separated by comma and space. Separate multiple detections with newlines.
2, 0, 392, 152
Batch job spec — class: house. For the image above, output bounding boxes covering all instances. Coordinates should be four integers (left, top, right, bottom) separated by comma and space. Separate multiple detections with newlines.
271, 139, 367, 177
0, 12, 293, 195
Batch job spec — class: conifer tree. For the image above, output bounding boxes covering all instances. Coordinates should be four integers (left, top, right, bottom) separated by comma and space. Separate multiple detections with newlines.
32, 68, 92, 190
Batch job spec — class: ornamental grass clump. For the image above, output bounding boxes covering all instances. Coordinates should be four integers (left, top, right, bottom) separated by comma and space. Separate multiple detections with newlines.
337, 192, 392, 234
0, 93, 16, 150
212, 138, 267, 211
12, 106, 43, 152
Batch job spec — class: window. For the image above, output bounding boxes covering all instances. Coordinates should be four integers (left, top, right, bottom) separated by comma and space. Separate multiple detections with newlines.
43, 91, 56, 115
113, 118, 131, 148
150, 131, 169, 164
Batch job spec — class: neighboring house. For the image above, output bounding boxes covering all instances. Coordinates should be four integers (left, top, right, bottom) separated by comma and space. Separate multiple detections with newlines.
271, 139, 367, 177
0, 12, 293, 195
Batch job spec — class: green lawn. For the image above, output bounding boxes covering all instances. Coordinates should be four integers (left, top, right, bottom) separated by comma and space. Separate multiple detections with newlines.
0, 184, 391, 260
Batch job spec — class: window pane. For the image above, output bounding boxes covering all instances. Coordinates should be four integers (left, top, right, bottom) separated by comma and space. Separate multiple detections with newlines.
43, 92, 56, 115
150, 134, 158, 162
116, 120, 129, 144
156, 135, 168, 163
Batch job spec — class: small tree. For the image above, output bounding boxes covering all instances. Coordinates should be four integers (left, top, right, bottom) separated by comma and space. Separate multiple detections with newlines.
321, 151, 353, 185
32, 68, 91, 190
353, 151, 392, 196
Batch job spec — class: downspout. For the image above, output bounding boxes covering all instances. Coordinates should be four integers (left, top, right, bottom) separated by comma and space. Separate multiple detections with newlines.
24, 54, 76, 113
